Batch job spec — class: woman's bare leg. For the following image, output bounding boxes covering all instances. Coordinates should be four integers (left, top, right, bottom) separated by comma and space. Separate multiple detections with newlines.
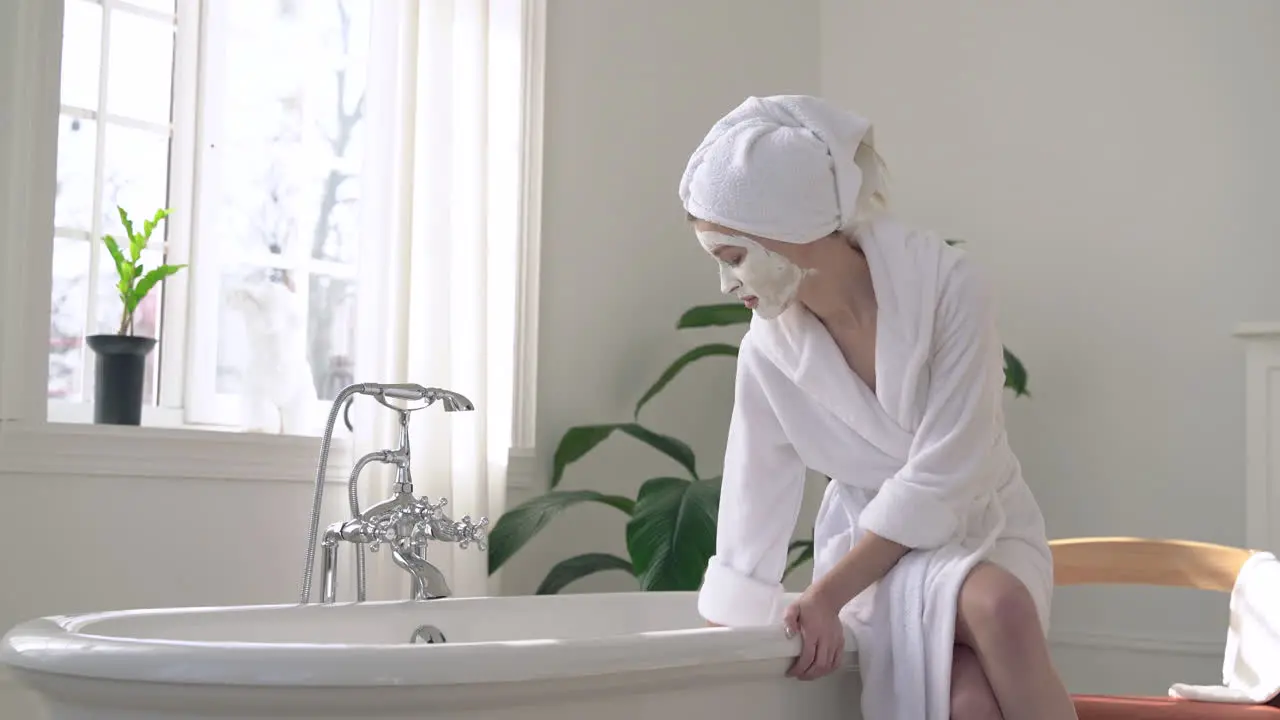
955, 562, 1077, 720
950, 644, 1003, 719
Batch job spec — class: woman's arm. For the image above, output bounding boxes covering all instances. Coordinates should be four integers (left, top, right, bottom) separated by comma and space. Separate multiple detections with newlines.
806, 531, 908, 611
697, 332, 808, 627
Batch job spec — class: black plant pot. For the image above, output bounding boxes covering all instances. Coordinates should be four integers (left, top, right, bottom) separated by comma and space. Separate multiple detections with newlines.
86, 334, 157, 426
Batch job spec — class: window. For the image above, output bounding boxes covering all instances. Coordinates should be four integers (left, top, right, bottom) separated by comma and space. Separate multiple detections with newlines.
50, 0, 176, 414
49, 0, 383, 434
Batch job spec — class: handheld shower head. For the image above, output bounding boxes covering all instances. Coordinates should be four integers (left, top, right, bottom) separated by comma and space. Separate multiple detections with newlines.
438, 392, 474, 412
348, 383, 475, 416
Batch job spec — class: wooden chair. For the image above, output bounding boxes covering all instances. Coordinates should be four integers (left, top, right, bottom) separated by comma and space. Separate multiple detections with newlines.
1050, 537, 1279, 719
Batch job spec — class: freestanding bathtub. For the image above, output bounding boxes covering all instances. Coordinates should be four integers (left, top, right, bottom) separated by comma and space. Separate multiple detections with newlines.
1, 591, 861, 720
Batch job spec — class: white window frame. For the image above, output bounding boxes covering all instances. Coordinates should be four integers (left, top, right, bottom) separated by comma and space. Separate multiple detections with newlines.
0, 0, 545, 488
46, 0, 195, 429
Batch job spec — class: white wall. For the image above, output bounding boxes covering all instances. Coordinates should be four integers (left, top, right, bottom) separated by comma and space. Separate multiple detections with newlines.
819, 0, 1280, 695
497, 0, 829, 598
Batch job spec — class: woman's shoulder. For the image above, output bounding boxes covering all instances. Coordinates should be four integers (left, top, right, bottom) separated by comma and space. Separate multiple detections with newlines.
861, 214, 995, 312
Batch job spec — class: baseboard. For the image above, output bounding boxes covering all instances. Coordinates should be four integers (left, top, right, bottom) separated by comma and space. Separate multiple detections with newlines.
1049, 629, 1221, 658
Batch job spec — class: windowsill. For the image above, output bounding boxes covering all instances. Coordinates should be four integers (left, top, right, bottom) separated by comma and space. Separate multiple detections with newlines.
1, 413, 540, 489
0, 416, 351, 483
45, 399, 333, 437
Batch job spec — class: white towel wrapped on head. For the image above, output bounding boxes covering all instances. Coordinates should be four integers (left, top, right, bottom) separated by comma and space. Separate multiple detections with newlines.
678, 94, 881, 243
1168, 551, 1280, 705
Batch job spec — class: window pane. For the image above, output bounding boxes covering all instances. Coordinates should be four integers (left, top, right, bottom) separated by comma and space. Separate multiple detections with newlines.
55, 114, 98, 232
60, 0, 103, 110
101, 124, 172, 238
214, 267, 255, 396
49, 237, 91, 401
215, 266, 308, 398
307, 274, 356, 401
94, 247, 165, 404
315, 164, 361, 265
197, 0, 373, 420
204, 0, 370, 262
106, 9, 175, 125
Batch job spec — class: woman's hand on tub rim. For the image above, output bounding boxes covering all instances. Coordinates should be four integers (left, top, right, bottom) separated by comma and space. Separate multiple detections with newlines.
782, 588, 845, 681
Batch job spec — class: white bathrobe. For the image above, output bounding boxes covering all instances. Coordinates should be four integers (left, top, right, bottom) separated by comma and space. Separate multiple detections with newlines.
696, 216, 1054, 720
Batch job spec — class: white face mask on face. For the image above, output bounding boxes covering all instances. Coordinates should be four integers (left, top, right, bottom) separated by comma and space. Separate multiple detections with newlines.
697, 230, 806, 320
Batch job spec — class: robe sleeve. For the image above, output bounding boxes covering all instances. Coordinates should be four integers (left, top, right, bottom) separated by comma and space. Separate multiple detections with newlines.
857, 256, 1006, 550
697, 332, 808, 627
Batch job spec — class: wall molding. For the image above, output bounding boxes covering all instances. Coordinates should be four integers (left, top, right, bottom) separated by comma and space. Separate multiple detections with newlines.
1235, 322, 1280, 551
0, 422, 350, 484
1049, 628, 1220, 658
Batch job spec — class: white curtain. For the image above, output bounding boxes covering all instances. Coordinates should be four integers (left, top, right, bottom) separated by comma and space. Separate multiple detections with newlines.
351, 0, 525, 600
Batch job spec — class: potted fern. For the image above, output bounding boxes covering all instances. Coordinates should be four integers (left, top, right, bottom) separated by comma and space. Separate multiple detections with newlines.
86, 206, 187, 425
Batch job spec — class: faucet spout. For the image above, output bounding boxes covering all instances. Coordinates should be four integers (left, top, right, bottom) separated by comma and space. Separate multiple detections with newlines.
390, 538, 452, 599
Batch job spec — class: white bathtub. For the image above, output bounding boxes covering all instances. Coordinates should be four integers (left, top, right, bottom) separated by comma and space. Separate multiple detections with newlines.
2, 591, 860, 720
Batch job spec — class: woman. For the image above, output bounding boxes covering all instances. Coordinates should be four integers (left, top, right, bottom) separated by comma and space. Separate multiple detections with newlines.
678, 95, 1076, 720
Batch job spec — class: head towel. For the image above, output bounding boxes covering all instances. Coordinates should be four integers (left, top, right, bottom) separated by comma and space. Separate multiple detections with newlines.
678, 95, 878, 244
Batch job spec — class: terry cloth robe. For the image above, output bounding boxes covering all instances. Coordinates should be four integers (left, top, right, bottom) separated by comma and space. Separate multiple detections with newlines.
696, 216, 1054, 720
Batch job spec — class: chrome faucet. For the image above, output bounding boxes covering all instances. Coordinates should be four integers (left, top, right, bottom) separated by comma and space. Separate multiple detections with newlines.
299, 382, 487, 605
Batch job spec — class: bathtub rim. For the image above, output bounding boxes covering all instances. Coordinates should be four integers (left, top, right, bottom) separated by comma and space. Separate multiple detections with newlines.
0, 592, 859, 688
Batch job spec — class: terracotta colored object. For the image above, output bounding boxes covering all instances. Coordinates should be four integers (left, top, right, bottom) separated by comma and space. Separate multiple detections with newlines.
1074, 694, 1280, 719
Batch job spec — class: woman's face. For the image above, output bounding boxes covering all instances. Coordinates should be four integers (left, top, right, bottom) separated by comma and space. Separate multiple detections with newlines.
692, 220, 808, 320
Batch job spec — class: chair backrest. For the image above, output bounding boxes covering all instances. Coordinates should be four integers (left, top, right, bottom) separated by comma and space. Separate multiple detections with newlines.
1049, 536, 1256, 592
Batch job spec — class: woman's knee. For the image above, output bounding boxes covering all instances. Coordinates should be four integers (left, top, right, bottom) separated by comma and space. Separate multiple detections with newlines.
958, 563, 1045, 652
951, 645, 1002, 720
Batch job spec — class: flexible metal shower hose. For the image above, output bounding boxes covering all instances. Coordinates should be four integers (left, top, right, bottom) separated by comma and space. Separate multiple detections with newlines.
299, 384, 363, 604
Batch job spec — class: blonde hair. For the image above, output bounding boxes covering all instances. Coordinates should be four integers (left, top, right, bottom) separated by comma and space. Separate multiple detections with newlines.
852, 138, 890, 221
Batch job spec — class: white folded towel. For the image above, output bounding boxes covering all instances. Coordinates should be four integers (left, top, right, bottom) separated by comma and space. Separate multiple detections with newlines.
1168, 551, 1280, 705
678, 94, 880, 243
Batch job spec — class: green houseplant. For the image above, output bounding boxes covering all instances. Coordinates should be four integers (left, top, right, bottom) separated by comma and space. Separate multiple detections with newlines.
86, 206, 187, 426
488, 257, 1030, 594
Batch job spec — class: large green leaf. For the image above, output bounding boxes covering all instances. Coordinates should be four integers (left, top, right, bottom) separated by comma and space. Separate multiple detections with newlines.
550, 423, 697, 488
677, 303, 752, 329
549, 426, 615, 488
1003, 347, 1029, 397
785, 539, 814, 580
626, 476, 720, 591
487, 490, 634, 573
634, 343, 739, 419
536, 553, 635, 594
